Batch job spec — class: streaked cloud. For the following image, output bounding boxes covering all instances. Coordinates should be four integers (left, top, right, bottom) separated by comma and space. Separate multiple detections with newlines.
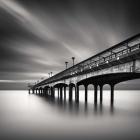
0, 0, 140, 89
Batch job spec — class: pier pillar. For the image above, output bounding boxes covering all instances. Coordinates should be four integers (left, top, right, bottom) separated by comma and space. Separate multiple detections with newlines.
46, 88, 49, 97
40, 89, 42, 95
51, 87, 54, 98
94, 85, 98, 104
60, 87, 63, 100
85, 85, 88, 103
64, 87, 66, 100
42, 88, 44, 96
58, 88, 60, 99
76, 85, 79, 103
69, 86, 72, 102
48, 88, 51, 95
100, 85, 103, 103
110, 84, 114, 105
53, 88, 55, 98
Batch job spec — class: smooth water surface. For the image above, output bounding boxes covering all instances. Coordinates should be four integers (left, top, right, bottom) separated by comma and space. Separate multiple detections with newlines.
0, 90, 140, 140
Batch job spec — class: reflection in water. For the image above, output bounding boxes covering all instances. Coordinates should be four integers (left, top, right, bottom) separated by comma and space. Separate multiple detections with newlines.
39, 92, 114, 116
0, 90, 140, 140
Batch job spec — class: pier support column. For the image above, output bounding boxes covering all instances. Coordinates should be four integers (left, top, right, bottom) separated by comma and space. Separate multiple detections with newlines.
53, 88, 55, 98
110, 84, 114, 105
58, 88, 60, 99
43, 89, 44, 95
51, 87, 54, 98
64, 87, 66, 100
76, 85, 79, 103
94, 85, 98, 104
69, 86, 72, 102
100, 85, 103, 104
48, 88, 50, 96
85, 85, 88, 103
46, 88, 49, 97
42, 89, 44, 96
44, 88, 46, 96
60, 87, 63, 100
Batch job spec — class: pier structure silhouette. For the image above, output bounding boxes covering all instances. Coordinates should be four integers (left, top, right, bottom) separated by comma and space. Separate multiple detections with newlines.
29, 34, 140, 106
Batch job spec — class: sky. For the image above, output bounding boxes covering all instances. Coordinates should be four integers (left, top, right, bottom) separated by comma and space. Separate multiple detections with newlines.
0, 0, 140, 90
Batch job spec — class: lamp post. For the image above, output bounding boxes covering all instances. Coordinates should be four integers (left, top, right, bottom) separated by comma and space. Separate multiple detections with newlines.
72, 57, 75, 66
50, 72, 53, 77
48, 73, 50, 78
65, 62, 68, 69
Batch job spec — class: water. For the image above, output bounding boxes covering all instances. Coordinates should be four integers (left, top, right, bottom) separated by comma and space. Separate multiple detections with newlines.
0, 90, 140, 140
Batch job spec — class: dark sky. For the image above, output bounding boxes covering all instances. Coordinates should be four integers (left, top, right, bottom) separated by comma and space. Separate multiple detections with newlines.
0, 0, 140, 90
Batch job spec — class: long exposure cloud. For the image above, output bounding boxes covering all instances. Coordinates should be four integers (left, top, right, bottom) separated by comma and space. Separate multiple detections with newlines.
0, 0, 140, 89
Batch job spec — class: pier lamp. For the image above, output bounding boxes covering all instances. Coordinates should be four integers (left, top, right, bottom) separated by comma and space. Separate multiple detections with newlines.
106, 60, 109, 64
50, 72, 53, 77
72, 57, 75, 66
65, 62, 68, 69
117, 57, 120, 60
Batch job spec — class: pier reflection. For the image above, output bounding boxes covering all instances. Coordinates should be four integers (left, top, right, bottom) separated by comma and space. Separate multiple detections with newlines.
38, 94, 114, 116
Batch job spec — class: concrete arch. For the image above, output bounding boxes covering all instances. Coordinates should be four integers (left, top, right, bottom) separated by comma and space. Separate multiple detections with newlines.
69, 83, 75, 87
35, 88, 38, 94
43, 86, 50, 95
53, 83, 68, 88
77, 72, 140, 86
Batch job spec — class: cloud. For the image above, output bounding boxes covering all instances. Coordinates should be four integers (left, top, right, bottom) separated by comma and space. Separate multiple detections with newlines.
0, 0, 140, 89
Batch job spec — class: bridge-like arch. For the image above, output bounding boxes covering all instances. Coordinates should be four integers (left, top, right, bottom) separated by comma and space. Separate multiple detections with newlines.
77, 72, 140, 103
69, 83, 76, 101
53, 83, 68, 100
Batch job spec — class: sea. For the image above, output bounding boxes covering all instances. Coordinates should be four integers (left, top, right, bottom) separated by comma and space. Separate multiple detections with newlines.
0, 90, 140, 140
